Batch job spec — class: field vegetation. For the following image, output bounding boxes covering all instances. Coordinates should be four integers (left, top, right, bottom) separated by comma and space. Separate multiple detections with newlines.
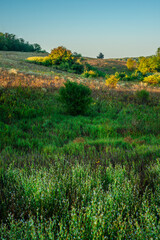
0, 49, 160, 239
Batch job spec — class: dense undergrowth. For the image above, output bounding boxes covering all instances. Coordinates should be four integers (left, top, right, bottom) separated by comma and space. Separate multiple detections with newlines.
0, 86, 160, 239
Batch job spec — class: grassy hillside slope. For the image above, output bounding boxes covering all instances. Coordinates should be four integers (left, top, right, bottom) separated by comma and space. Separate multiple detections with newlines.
0, 51, 160, 239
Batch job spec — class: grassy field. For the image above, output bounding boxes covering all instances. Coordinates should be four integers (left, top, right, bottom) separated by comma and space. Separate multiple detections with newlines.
83, 57, 129, 75
0, 52, 160, 239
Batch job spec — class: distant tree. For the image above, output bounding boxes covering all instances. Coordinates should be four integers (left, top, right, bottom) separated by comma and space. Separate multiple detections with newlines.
72, 52, 82, 57
0, 32, 6, 50
97, 52, 104, 59
126, 58, 136, 71
33, 43, 42, 52
0, 32, 44, 52
156, 47, 160, 57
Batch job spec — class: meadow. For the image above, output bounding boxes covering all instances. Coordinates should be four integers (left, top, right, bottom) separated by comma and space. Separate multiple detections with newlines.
0, 51, 160, 239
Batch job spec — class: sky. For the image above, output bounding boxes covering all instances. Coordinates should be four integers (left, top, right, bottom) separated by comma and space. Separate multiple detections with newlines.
0, 0, 160, 58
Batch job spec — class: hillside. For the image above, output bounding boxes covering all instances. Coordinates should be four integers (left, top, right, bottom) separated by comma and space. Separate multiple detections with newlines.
0, 51, 160, 239
0, 51, 160, 93
83, 57, 128, 75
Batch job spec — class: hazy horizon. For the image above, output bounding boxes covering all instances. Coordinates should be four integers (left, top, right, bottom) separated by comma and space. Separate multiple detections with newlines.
0, 0, 160, 58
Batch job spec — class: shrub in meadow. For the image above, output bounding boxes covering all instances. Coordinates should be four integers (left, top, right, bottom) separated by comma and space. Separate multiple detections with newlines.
135, 90, 150, 104
27, 56, 51, 66
70, 62, 84, 74
82, 70, 98, 78
59, 61, 84, 74
49, 46, 73, 65
27, 46, 84, 74
131, 71, 144, 81
115, 71, 144, 82
137, 56, 160, 75
106, 74, 119, 88
83, 63, 105, 78
126, 58, 136, 71
59, 80, 92, 115
143, 74, 160, 85
115, 72, 126, 80
27, 56, 44, 63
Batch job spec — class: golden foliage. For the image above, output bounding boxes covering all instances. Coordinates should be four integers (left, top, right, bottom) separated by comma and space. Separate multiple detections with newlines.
27, 56, 51, 65
126, 58, 136, 71
106, 75, 119, 88
143, 74, 160, 85
82, 70, 98, 78
137, 57, 160, 75
49, 46, 74, 65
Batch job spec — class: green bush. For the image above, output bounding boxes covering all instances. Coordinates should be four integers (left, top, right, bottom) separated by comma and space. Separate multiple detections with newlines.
70, 62, 84, 74
131, 71, 144, 81
59, 61, 70, 71
83, 63, 105, 78
112, 66, 116, 71
135, 90, 150, 104
82, 70, 98, 78
115, 71, 144, 82
59, 80, 92, 115
27, 46, 84, 74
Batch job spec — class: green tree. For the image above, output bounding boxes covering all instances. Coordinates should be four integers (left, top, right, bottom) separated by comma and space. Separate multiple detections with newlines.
97, 52, 104, 59
33, 43, 42, 52
0, 32, 44, 52
156, 47, 160, 57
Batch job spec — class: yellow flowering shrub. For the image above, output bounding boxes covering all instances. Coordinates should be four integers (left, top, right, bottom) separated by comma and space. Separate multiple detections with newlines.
106, 75, 119, 88
82, 70, 98, 78
137, 56, 160, 75
27, 56, 51, 66
88, 70, 98, 77
143, 74, 160, 84
27, 56, 44, 63
76, 58, 82, 64
49, 46, 73, 65
126, 58, 136, 71
26, 47, 84, 73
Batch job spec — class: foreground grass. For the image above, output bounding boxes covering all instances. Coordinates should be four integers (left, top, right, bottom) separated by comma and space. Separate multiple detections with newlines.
0, 86, 160, 239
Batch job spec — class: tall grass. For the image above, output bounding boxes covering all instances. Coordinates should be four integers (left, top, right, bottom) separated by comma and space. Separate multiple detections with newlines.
0, 86, 160, 239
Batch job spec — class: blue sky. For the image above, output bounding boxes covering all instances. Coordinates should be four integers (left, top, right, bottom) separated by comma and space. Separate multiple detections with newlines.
0, 0, 160, 58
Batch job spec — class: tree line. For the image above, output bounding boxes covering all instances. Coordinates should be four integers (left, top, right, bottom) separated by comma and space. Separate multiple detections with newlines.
0, 32, 45, 52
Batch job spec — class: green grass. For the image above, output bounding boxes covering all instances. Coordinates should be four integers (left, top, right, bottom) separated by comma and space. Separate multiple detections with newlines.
0, 86, 160, 239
